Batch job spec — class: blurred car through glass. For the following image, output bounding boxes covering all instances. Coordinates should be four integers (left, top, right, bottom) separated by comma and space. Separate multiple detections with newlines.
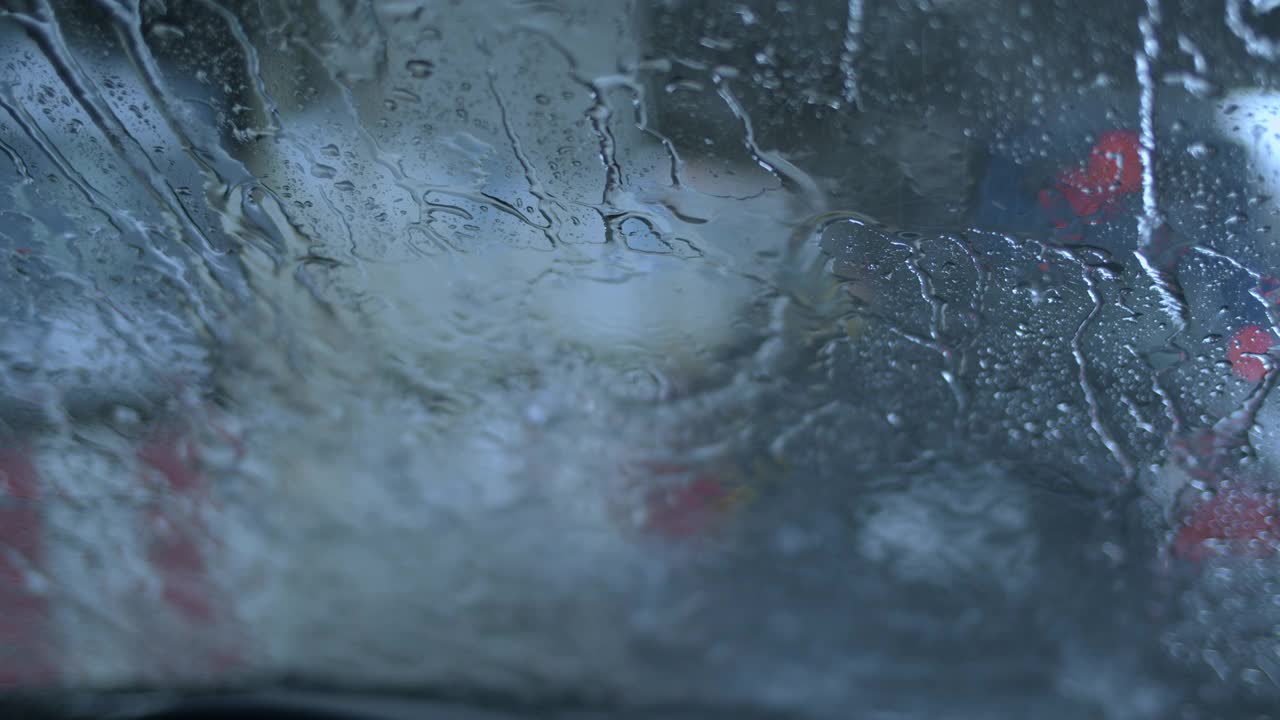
4, 0, 1280, 718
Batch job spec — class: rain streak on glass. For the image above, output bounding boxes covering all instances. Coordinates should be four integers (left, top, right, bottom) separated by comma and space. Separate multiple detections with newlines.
3, 1, 1280, 718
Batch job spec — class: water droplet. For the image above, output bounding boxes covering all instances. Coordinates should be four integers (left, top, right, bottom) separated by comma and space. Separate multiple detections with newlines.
391, 87, 422, 104
1187, 141, 1215, 159
147, 23, 185, 41
405, 59, 435, 79
311, 164, 337, 179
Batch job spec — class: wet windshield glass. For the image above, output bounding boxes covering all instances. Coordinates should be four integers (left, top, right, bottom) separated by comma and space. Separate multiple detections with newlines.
3, 0, 1280, 717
